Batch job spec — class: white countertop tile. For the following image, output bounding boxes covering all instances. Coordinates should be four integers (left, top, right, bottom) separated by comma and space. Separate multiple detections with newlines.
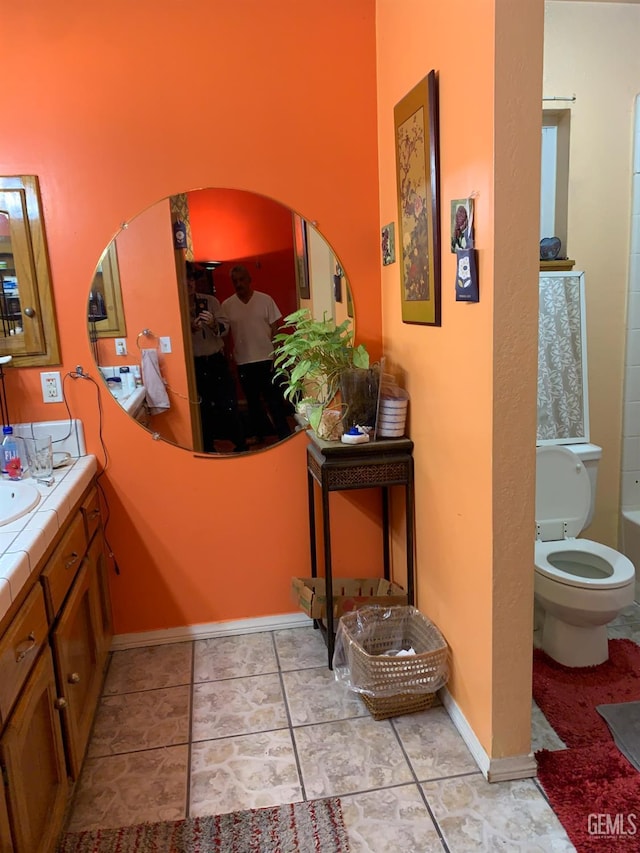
0, 552, 31, 601
1, 515, 39, 534
25, 509, 60, 540
0, 531, 18, 553
12, 527, 50, 573
119, 385, 147, 416
0, 580, 10, 615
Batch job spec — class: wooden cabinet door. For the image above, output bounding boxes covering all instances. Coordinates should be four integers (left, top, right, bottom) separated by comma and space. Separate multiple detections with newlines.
50, 560, 103, 780
87, 530, 113, 669
0, 648, 68, 853
0, 784, 14, 853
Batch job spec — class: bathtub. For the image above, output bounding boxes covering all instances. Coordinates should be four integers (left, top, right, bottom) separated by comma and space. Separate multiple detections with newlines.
621, 510, 640, 602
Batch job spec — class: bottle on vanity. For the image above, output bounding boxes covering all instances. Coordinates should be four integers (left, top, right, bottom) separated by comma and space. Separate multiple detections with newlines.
1, 426, 22, 480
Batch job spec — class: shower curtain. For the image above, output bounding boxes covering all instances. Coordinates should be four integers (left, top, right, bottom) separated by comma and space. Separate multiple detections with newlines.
537, 273, 588, 442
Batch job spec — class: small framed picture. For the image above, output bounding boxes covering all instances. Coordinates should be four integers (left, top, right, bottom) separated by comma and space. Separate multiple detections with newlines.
381, 222, 396, 266
450, 198, 474, 253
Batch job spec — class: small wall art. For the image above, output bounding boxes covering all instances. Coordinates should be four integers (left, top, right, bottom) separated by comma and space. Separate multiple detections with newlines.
394, 70, 441, 325
450, 198, 473, 252
381, 222, 396, 266
451, 196, 479, 303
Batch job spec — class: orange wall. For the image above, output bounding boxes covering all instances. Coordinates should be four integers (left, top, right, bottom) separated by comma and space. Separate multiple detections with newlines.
109, 199, 193, 448
188, 188, 298, 316
4, 0, 383, 633
376, 0, 542, 758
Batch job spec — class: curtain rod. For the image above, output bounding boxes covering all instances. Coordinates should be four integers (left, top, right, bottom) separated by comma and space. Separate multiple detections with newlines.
543, 96, 576, 102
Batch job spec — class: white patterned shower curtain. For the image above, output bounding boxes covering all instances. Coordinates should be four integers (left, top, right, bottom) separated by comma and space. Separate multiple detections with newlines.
537, 273, 589, 443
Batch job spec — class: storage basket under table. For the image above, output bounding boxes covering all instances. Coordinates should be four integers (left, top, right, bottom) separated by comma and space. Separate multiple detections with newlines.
337, 606, 449, 720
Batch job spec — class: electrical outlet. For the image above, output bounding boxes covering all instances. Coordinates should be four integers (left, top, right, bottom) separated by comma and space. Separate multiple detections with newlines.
115, 338, 127, 356
159, 336, 172, 353
40, 371, 62, 403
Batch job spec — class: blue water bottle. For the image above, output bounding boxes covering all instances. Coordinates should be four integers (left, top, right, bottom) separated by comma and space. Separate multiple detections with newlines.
1, 426, 21, 480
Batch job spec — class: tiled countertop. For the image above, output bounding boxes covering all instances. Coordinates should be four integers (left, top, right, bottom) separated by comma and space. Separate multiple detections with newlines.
118, 385, 147, 416
0, 455, 97, 623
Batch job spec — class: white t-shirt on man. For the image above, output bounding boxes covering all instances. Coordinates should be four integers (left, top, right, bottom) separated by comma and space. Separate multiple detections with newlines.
221, 291, 282, 365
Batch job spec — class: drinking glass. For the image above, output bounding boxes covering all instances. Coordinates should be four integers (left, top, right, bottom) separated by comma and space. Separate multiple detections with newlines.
24, 435, 54, 480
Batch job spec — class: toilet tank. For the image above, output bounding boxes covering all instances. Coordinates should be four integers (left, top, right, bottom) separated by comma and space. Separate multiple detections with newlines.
564, 442, 602, 530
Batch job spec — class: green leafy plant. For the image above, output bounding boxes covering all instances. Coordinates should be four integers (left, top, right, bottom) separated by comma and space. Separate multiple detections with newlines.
273, 308, 370, 432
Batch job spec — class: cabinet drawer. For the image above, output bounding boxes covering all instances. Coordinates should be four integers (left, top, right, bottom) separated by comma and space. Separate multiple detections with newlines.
0, 584, 48, 726
40, 512, 87, 621
81, 487, 101, 542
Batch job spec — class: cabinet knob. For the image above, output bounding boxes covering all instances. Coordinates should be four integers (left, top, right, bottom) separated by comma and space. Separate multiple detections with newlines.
68, 672, 81, 684
54, 697, 67, 710
23, 306, 36, 318
64, 551, 79, 570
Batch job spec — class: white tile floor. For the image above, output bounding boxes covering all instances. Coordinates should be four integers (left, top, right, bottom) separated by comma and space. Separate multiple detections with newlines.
60, 606, 640, 852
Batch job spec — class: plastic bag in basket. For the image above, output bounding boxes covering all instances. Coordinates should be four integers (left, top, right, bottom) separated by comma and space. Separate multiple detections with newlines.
332, 605, 450, 697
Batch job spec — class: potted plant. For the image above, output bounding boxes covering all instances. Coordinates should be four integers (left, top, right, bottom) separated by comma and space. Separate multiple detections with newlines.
273, 308, 377, 438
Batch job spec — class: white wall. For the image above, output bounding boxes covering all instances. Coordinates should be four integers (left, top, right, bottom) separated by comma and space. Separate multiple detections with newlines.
621, 95, 640, 510
544, 1, 640, 546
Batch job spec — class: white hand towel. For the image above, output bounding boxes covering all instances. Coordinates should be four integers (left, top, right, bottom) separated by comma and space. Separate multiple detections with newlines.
141, 349, 170, 414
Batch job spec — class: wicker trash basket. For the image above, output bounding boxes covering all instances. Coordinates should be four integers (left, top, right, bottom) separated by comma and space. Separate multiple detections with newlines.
333, 605, 449, 720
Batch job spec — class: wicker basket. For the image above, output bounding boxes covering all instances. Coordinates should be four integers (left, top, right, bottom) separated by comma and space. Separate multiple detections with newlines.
337, 606, 449, 721
360, 691, 436, 720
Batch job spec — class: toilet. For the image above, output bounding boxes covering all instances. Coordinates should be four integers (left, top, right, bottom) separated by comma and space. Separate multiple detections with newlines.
534, 443, 636, 668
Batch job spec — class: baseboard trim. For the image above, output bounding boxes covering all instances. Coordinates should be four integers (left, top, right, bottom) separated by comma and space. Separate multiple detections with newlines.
111, 612, 311, 650
439, 686, 537, 782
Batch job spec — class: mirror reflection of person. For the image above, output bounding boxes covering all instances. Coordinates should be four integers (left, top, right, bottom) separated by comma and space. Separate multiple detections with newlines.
186, 262, 247, 453
222, 265, 293, 443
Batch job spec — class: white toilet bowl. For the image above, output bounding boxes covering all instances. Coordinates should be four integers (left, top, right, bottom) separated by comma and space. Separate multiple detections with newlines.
534, 446, 636, 667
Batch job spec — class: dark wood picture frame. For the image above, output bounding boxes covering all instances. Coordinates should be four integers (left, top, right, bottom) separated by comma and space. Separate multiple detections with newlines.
394, 70, 441, 325
292, 213, 310, 300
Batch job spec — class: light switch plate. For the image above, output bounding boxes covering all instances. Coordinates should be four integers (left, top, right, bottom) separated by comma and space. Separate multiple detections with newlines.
159, 336, 172, 353
115, 338, 127, 356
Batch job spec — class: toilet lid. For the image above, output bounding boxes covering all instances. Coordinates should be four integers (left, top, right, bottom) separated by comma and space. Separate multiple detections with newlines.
536, 446, 591, 540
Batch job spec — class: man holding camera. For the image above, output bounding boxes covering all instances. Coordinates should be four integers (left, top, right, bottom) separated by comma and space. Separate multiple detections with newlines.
187, 263, 247, 453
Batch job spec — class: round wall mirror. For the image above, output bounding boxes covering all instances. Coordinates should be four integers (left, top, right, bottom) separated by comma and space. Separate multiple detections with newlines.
87, 188, 354, 455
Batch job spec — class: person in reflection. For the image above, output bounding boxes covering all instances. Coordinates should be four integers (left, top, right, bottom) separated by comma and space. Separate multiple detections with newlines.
187, 262, 247, 453
222, 264, 293, 443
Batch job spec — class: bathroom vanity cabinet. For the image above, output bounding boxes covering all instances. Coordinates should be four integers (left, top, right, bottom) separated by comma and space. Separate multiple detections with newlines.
0, 480, 113, 853
0, 771, 13, 853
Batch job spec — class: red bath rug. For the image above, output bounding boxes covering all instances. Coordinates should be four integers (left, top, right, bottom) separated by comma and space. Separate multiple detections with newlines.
534, 639, 640, 851
536, 741, 640, 852
533, 639, 640, 748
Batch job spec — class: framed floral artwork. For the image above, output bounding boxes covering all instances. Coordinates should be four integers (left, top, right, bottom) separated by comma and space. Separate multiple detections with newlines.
394, 70, 441, 325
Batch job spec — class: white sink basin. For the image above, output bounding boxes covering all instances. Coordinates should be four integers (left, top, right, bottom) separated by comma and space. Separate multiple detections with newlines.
0, 481, 40, 526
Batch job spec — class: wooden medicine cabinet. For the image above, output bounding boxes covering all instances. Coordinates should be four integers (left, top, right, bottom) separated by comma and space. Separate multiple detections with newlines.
0, 175, 60, 366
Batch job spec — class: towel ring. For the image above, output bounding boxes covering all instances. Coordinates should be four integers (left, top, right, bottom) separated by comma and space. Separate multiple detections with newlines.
137, 329, 158, 350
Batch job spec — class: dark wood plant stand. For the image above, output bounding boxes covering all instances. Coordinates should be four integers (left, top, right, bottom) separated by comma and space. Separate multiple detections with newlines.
306, 432, 415, 668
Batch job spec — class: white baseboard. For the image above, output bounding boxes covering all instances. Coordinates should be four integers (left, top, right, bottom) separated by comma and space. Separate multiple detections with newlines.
110, 612, 311, 650
439, 686, 537, 783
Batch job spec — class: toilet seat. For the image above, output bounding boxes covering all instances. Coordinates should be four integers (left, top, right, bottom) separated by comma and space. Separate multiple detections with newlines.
536, 446, 591, 541
535, 538, 635, 590
535, 445, 635, 592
